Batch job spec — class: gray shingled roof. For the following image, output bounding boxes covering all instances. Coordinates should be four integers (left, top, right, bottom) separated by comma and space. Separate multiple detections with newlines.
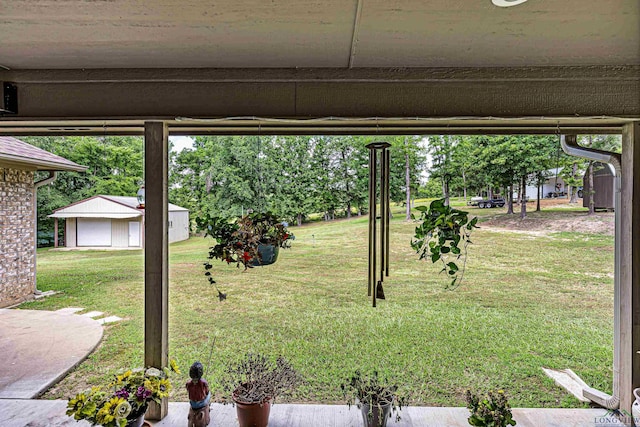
0, 136, 86, 172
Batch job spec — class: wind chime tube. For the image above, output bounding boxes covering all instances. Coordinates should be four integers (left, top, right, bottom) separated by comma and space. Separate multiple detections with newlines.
379, 148, 386, 282
371, 149, 378, 308
385, 148, 390, 277
367, 150, 374, 297
366, 141, 391, 307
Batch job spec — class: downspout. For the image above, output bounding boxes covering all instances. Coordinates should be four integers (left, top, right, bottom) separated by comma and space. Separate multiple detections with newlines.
561, 134, 621, 410
33, 171, 57, 294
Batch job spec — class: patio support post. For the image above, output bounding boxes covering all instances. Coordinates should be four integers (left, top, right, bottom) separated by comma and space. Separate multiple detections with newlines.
144, 121, 169, 420
620, 121, 640, 418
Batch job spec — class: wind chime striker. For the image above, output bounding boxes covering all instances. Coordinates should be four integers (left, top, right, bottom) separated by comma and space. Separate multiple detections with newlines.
367, 142, 391, 307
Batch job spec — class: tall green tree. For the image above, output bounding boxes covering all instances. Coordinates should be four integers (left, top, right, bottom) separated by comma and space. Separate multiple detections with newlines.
470, 135, 557, 217
270, 135, 318, 226
426, 135, 458, 206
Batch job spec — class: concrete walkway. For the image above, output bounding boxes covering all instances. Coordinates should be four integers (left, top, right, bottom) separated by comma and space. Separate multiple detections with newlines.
0, 309, 103, 398
0, 400, 622, 427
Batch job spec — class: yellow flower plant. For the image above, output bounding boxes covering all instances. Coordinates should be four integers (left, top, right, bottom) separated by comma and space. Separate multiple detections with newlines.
66, 360, 179, 427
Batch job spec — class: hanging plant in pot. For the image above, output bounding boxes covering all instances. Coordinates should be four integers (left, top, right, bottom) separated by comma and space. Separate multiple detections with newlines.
342, 370, 406, 427
411, 198, 479, 289
196, 212, 294, 300
220, 353, 302, 427
66, 360, 179, 427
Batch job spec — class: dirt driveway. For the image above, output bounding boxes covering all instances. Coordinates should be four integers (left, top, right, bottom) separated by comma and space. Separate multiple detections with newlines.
474, 199, 614, 235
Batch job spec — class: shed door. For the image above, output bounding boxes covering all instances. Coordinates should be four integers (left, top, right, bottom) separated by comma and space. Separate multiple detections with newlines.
77, 218, 112, 246
128, 221, 140, 247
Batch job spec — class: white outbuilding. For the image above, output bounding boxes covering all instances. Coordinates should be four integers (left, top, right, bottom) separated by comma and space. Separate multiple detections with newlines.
49, 195, 189, 248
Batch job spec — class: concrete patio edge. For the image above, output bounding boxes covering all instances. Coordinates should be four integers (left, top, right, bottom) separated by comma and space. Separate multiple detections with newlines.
0, 400, 624, 427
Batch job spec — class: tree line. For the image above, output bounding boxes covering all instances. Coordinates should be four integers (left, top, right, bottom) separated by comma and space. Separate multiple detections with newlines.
425, 134, 621, 217
23, 133, 620, 243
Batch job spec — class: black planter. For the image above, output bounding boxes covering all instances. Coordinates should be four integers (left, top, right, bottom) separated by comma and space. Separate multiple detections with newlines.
126, 404, 147, 427
440, 225, 460, 241
251, 244, 280, 266
360, 402, 391, 427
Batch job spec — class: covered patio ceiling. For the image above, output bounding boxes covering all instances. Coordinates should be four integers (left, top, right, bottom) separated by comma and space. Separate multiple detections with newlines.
0, 0, 638, 134
1, 0, 638, 69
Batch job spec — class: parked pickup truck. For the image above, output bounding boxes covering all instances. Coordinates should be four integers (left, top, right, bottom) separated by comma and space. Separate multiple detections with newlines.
468, 196, 505, 208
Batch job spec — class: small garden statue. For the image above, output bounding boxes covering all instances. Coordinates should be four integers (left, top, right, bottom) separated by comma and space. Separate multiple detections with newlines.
186, 361, 211, 427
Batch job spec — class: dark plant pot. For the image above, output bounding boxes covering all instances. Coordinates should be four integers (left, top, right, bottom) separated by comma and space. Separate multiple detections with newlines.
251, 244, 280, 267
440, 226, 460, 241
126, 405, 148, 427
360, 402, 391, 427
234, 399, 272, 427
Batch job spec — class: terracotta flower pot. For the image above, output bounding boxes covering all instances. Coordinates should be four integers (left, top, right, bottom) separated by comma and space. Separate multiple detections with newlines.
234, 397, 272, 427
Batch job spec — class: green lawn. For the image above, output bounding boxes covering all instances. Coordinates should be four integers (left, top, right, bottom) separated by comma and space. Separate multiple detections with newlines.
24, 203, 614, 408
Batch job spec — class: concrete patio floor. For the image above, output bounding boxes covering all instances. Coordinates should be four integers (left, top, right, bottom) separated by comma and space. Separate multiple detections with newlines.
0, 400, 623, 427
0, 309, 103, 399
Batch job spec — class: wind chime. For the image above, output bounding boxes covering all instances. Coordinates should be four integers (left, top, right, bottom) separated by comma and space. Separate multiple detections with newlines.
366, 142, 391, 307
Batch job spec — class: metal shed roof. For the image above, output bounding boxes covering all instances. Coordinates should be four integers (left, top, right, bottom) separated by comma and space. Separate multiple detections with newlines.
49, 195, 188, 218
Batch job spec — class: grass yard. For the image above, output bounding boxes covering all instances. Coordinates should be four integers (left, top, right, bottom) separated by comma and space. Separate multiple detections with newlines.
24, 200, 614, 408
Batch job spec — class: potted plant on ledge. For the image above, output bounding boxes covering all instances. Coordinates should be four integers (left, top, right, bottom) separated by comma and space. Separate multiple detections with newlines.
465, 389, 517, 427
66, 360, 179, 427
196, 211, 294, 300
342, 370, 405, 427
411, 198, 478, 289
220, 353, 302, 427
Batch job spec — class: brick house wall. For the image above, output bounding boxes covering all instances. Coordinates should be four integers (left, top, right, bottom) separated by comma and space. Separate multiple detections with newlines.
0, 167, 35, 308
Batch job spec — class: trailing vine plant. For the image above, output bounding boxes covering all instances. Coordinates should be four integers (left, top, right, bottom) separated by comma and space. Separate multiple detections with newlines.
196, 212, 294, 301
411, 198, 478, 289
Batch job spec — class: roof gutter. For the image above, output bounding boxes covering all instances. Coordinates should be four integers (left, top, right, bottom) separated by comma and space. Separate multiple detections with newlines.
561, 134, 621, 410
34, 171, 57, 189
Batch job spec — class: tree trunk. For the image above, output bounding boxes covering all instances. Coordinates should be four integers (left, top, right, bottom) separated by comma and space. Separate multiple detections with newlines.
342, 148, 352, 219
569, 162, 579, 203
588, 161, 595, 215
507, 184, 514, 214
462, 169, 467, 202
442, 179, 450, 206
536, 180, 541, 211
405, 152, 411, 221
520, 176, 527, 219
297, 213, 302, 226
